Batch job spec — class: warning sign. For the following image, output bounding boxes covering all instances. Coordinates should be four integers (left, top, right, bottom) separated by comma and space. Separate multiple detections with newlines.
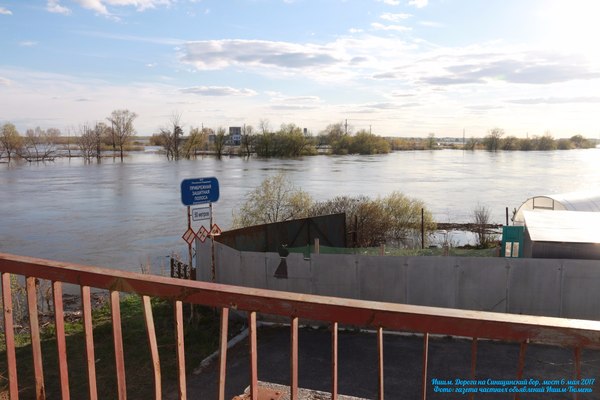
197, 226, 210, 243
210, 223, 222, 236
182, 228, 196, 245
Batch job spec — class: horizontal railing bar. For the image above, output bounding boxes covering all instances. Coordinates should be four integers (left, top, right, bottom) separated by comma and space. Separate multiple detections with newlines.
2, 253, 600, 349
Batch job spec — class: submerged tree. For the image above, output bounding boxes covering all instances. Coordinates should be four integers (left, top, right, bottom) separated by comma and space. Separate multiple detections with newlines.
107, 109, 137, 161
0, 123, 22, 162
213, 127, 227, 158
483, 128, 504, 151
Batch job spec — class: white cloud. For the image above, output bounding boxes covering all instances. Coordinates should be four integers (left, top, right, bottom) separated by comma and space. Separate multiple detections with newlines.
0, 77, 11, 86
349, 28, 364, 33
377, 0, 401, 5
408, 0, 428, 8
180, 86, 257, 96
182, 39, 342, 70
58, 0, 174, 16
371, 22, 412, 32
509, 96, 600, 104
380, 12, 412, 21
47, 0, 72, 14
19, 41, 38, 47
421, 57, 600, 85
0, 6, 12, 15
419, 20, 443, 28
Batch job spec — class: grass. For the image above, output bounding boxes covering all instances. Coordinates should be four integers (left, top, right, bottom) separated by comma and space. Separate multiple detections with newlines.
0, 295, 227, 399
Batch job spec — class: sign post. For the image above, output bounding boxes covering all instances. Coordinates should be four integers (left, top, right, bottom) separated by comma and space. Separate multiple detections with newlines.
180, 177, 219, 281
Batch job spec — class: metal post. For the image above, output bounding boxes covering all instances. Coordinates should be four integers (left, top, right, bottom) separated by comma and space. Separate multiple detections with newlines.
421, 208, 425, 249
187, 206, 192, 280
210, 203, 216, 282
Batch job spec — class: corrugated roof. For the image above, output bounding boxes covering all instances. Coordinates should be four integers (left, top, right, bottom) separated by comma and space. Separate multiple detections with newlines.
523, 210, 600, 243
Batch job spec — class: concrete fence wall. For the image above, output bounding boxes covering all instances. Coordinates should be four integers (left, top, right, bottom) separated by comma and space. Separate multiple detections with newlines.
197, 240, 600, 320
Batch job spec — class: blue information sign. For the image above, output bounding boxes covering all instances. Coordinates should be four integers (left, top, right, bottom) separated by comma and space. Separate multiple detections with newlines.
181, 177, 219, 206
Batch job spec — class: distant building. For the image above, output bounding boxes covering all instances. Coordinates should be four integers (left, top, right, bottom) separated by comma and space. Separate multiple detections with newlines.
229, 127, 242, 146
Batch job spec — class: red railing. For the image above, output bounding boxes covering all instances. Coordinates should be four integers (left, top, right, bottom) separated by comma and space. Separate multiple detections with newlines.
2, 252, 600, 399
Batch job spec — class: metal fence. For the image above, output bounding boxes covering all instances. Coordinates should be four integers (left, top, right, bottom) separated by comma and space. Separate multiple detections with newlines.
2, 252, 600, 399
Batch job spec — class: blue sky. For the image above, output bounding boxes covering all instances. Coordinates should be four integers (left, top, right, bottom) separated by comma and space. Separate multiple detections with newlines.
2, 0, 600, 137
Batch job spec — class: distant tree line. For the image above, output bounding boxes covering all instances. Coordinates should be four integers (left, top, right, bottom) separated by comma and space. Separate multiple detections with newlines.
0, 109, 137, 163
3, 114, 597, 164
472, 128, 596, 151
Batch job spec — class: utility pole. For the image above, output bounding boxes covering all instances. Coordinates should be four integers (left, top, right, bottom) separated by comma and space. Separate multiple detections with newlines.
345, 119, 348, 135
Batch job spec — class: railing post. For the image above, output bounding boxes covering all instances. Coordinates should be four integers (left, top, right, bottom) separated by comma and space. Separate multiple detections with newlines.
574, 347, 582, 400
27, 276, 45, 399
53, 281, 70, 400
291, 317, 299, 400
377, 327, 384, 400
331, 322, 338, 400
111, 290, 127, 400
81, 285, 98, 400
249, 311, 258, 399
175, 300, 187, 399
514, 341, 528, 400
142, 295, 161, 400
218, 307, 230, 400
1, 272, 19, 399
470, 338, 478, 400
421, 333, 429, 400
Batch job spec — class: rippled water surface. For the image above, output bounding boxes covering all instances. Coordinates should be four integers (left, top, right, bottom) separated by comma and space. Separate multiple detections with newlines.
1, 149, 599, 272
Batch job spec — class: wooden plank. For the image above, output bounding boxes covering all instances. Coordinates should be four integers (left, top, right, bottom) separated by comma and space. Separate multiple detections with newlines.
26, 276, 45, 399
53, 281, 70, 400
81, 285, 98, 400
1, 272, 19, 399
218, 307, 229, 400
2, 253, 600, 350
377, 327, 384, 400
290, 317, 299, 400
142, 295, 161, 400
175, 300, 187, 400
249, 311, 258, 400
111, 290, 127, 400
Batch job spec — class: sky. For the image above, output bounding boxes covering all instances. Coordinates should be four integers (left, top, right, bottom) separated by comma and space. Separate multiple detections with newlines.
1, 0, 600, 138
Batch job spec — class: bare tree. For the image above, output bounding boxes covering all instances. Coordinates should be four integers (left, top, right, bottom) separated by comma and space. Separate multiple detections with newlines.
473, 205, 495, 248
157, 113, 183, 160
241, 124, 254, 157
483, 128, 504, 151
77, 124, 97, 162
20, 127, 60, 161
107, 109, 137, 161
213, 126, 227, 158
93, 123, 108, 162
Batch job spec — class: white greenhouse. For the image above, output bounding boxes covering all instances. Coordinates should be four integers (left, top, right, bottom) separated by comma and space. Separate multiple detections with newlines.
513, 191, 600, 225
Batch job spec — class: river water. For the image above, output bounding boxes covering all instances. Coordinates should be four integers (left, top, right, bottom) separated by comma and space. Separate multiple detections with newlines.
1, 149, 599, 273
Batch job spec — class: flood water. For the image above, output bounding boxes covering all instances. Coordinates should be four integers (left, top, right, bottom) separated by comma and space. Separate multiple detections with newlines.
1, 149, 599, 273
